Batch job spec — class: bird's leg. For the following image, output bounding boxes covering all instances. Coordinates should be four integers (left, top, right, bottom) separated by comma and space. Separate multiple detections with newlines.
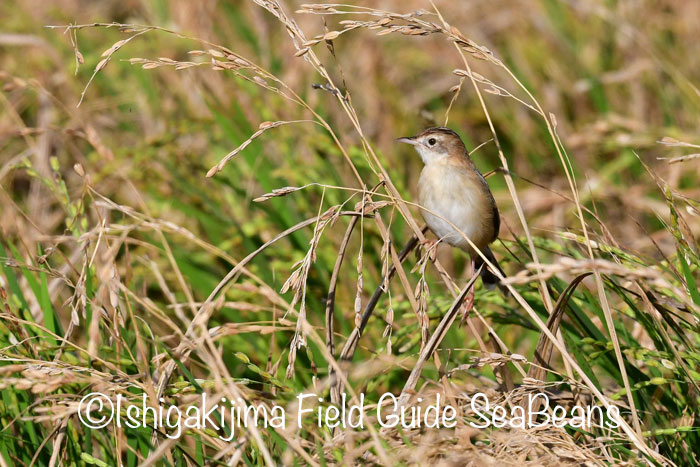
460, 257, 476, 326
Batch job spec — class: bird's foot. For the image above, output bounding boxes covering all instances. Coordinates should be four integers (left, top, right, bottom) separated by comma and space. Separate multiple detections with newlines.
459, 287, 475, 327
420, 238, 438, 262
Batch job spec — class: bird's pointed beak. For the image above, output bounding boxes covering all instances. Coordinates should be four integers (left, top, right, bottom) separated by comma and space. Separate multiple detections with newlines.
396, 136, 419, 146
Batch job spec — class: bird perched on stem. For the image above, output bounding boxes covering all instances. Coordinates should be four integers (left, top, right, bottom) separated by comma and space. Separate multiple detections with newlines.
398, 127, 507, 304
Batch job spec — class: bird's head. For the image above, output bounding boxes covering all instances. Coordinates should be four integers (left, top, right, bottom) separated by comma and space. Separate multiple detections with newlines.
397, 127, 468, 164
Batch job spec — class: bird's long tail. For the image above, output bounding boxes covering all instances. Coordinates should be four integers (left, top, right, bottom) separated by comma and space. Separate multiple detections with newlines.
475, 246, 508, 294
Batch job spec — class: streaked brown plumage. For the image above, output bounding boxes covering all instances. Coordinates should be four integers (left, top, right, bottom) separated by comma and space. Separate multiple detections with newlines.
398, 127, 505, 290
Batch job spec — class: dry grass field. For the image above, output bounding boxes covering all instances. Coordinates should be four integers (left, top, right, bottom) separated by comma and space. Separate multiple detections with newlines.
1, 0, 699, 465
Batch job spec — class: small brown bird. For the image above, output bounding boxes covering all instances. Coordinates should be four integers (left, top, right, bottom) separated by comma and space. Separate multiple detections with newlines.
398, 127, 506, 291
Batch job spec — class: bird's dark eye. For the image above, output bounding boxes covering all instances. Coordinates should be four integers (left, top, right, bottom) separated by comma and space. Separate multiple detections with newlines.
427, 138, 437, 146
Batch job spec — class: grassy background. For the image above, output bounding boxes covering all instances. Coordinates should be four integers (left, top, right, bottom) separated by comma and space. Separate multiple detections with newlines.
0, 0, 699, 465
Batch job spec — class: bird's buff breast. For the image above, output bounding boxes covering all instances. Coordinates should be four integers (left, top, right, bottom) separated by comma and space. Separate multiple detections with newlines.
418, 162, 494, 253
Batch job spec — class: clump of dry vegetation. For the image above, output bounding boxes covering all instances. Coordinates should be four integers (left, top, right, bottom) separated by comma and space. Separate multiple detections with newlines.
0, 0, 699, 465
